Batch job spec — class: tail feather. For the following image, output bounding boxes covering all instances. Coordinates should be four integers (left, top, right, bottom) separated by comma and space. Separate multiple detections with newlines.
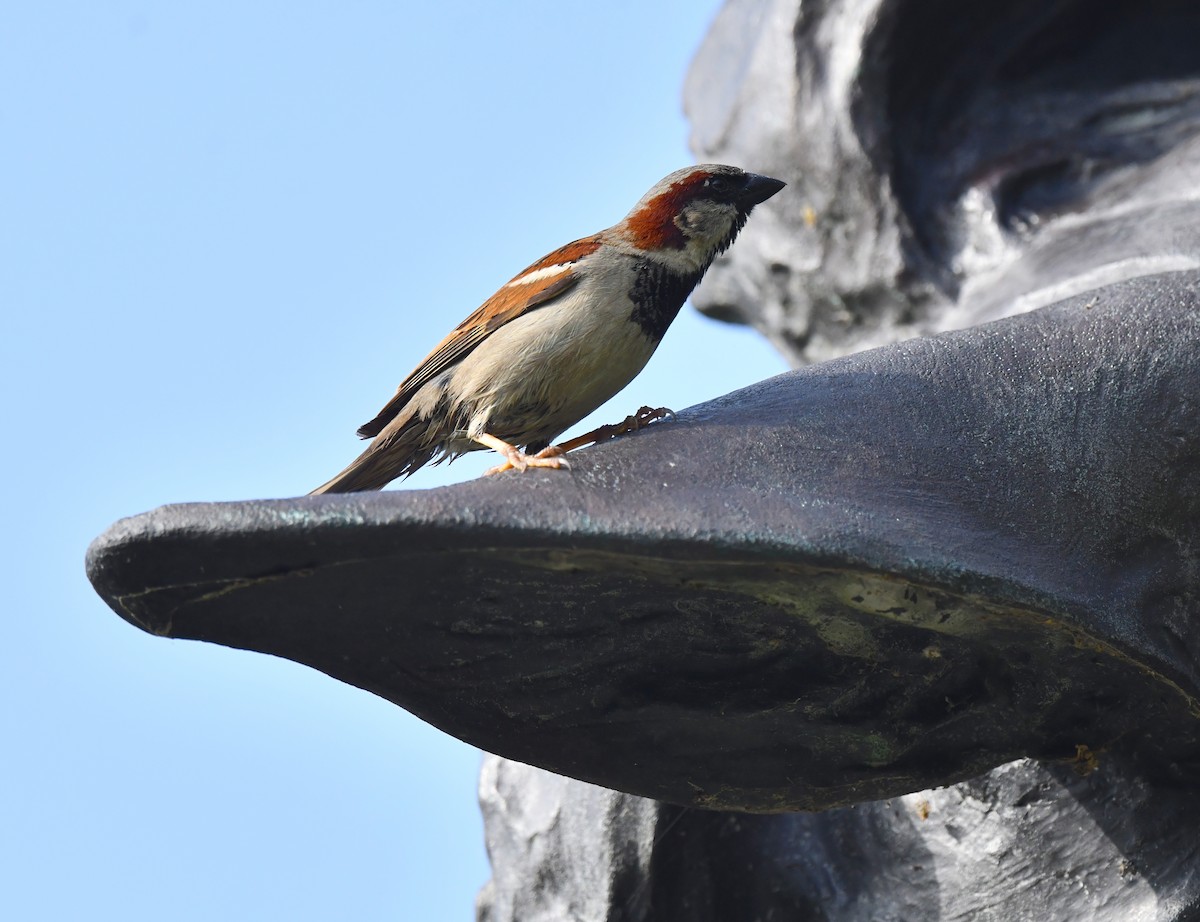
310, 417, 439, 495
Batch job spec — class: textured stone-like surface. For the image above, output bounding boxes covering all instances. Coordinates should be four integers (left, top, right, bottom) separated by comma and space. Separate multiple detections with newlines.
478, 752, 1200, 921
685, 0, 1200, 364
88, 282, 1200, 814
475, 759, 659, 922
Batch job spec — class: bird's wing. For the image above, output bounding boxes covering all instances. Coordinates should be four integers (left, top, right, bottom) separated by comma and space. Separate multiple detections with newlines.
356, 235, 602, 439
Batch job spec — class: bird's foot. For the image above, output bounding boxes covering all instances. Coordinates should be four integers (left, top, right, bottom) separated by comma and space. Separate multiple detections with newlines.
476, 433, 571, 477
554, 405, 676, 453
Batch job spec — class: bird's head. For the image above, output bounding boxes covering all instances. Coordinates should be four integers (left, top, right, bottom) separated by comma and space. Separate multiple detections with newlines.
616, 164, 786, 271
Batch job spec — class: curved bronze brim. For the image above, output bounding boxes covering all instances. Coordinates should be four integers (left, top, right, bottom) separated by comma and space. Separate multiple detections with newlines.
86, 273, 1200, 811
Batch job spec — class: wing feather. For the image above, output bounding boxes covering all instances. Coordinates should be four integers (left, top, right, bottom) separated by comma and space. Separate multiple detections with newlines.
356, 235, 601, 439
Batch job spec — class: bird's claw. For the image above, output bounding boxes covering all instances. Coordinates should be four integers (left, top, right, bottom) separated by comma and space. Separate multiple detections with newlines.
483, 445, 571, 477
628, 405, 675, 429
553, 405, 675, 453
477, 406, 671, 476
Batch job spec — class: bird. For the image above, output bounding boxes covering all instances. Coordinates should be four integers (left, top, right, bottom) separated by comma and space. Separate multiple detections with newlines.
310, 163, 785, 494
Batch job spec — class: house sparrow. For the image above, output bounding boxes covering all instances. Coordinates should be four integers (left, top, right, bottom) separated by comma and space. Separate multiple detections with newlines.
310, 163, 785, 494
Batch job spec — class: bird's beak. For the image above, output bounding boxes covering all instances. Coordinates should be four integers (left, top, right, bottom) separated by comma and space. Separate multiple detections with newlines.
738, 173, 787, 206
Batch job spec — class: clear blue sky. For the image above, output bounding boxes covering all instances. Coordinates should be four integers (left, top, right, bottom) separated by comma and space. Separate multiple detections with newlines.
2, 2, 786, 918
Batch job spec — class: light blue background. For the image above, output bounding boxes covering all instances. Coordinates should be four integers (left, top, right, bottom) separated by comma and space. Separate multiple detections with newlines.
2, 2, 786, 918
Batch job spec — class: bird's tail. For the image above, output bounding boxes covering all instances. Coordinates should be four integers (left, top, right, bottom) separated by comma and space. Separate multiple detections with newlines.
310, 416, 439, 494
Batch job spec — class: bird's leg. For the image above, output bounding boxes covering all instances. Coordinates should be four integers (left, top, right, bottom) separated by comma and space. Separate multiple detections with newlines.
543, 405, 675, 456
476, 432, 571, 477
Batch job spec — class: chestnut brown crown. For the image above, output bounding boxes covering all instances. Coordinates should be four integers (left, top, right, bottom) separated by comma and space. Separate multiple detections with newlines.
620, 164, 786, 255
